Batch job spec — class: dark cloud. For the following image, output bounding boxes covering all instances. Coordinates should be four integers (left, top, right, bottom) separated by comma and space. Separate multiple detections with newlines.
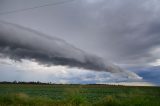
0, 21, 140, 79
10, 0, 159, 68
0, 21, 105, 71
2, 0, 160, 68
0, 0, 160, 84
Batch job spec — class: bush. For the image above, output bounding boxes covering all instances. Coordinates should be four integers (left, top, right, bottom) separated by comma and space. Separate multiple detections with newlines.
93, 95, 120, 106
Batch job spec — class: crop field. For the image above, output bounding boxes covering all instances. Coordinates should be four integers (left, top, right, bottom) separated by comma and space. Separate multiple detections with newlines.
0, 84, 160, 106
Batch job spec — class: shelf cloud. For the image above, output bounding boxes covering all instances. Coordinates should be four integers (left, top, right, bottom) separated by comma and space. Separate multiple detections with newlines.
0, 21, 140, 80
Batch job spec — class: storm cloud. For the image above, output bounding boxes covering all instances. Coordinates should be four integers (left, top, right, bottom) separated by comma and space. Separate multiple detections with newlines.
1, 0, 160, 84
1, 0, 160, 68
0, 21, 140, 79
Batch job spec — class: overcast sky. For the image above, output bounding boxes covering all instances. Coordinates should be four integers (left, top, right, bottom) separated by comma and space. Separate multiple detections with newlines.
0, 0, 160, 86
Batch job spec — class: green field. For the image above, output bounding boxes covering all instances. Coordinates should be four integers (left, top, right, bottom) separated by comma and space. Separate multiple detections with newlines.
0, 84, 160, 106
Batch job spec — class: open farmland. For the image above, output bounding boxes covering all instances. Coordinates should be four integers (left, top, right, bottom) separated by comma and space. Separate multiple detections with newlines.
0, 84, 160, 106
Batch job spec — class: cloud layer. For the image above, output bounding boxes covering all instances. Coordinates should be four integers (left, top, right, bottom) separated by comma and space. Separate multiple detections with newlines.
0, 21, 140, 79
0, 58, 142, 84
0, 0, 160, 68
1, 0, 160, 84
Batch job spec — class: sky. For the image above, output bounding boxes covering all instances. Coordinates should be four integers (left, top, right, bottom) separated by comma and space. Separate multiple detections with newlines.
0, 0, 160, 86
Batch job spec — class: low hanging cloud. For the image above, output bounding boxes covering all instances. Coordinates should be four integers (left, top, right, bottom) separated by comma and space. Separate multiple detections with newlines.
0, 21, 141, 80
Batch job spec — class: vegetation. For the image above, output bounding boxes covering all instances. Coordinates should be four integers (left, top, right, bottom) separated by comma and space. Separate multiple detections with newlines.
0, 83, 160, 106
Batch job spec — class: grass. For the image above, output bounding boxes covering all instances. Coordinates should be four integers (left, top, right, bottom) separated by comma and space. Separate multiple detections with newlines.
0, 84, 160, 106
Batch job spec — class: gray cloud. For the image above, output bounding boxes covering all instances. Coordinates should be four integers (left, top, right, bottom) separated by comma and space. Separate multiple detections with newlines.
63, 0, 160, 67
1, 0, 160, 84
0, 21, 140, 79
2, 0, 160, 68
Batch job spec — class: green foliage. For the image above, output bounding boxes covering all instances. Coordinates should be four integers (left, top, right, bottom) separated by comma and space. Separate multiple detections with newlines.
0, 84, 160, 106
93, 95, 120, 106
63, 87, 89, 106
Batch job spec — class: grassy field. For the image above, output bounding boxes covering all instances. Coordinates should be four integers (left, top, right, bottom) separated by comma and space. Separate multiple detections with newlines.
0, 84, 160, 106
